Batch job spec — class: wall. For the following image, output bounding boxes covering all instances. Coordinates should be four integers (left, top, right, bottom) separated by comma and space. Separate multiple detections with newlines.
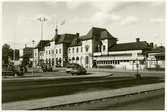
68, 39, 93, 68
93, 50, 145, 70
43, 42, 64, 68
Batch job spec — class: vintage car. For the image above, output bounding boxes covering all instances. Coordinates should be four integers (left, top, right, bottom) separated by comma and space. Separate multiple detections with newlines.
66, 63, 87, 75
2, 64, 24, 76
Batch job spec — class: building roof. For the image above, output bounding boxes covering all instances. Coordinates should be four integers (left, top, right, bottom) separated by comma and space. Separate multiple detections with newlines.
54, 34, 76, 44
80, 27, 117, 41
147, 46, 165, 53
109, 41, 150, 52
35, 40, 50, 51
69, 37, 82, 47
23, 47, 33, 50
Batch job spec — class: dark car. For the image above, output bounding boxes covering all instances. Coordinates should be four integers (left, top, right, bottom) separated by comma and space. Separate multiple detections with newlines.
2, 64, 24, 76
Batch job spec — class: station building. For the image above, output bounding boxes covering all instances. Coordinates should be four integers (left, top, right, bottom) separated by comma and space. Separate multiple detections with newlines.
33, 27, 164, 70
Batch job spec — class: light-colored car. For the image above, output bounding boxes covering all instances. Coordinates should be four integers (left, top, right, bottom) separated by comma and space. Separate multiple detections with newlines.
70, 65, 87, 75
66, 63, 87, 75
65, 63, 80, 73
66, 66, 73, 73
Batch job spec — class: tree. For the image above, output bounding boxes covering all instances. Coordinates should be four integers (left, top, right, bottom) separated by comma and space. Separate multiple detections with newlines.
2, 44, 13, 64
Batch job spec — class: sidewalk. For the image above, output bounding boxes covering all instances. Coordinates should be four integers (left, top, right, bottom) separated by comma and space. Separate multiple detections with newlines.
2, 82, 164, 110
87, 68, 165, 73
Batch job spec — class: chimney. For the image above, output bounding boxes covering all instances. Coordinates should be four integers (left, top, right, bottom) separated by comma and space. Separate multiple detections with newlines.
136, 38, 140, 42
25, 44, 27, 48
76, 33, 79, 37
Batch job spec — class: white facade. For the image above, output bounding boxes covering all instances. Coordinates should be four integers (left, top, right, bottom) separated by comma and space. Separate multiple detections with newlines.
68, 39, 93, 68
33, 27, 158, 70
43, 42, 64, 69
94, 50, 145, 70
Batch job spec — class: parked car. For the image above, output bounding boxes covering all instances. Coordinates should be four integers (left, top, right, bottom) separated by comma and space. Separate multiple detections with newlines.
71, 65, 87, 75
66, 63, 87, 75
65, 63, 80, 73
2, 64, 24, 76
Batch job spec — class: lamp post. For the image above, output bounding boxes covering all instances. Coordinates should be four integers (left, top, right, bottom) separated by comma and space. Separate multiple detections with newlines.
135, 58, 141, 79
32, 40, 35, 76
37, 17, 48, 40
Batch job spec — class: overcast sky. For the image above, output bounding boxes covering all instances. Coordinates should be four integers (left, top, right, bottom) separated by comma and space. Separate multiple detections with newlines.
2, 1, 165, 51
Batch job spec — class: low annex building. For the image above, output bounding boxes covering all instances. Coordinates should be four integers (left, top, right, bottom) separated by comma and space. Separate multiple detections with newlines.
33, 27, 164, 70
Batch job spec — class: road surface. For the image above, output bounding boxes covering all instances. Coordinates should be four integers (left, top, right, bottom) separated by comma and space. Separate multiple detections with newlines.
2, 71, 164, 103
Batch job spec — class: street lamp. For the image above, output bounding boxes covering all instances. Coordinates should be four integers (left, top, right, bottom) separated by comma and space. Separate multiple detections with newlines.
32, 40, 35, 76
37, 17, 48, 40
135, 58, 141, 79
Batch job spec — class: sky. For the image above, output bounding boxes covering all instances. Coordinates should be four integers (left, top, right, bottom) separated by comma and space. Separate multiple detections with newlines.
2, 1, 165, 55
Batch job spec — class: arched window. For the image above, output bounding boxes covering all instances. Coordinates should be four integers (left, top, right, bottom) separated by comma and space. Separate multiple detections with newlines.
59, 58, 61, 64
59, 48, 61, 54
72, 57, 75, 60
49, 58, 51, 65
72, 48, 74, 53
76, 57, 79, 60
52, 58, 54, 65
56, 58, 58, 64
85, 45, 89, 52
85, 56, 89, 64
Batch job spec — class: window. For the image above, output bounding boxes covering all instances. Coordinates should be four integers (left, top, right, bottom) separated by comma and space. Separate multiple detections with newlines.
52, 50, 54, 54
103, 45, 106, 51
118, 60, 120, 64
76, 47, 78, 53
52, 58, 54, 65
59, 48, 61, 54
49, 50, 50, 54
113, 60, 115, 64
56, 49, 58, 54
46, 58, 48, 64
73, 48, 74, 53
76, 57, 79, 60
81, 47, 82, 52
85, 45, 89, 52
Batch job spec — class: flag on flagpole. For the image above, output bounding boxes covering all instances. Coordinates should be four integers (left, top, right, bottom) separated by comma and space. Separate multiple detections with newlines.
60, 20, 65, 25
